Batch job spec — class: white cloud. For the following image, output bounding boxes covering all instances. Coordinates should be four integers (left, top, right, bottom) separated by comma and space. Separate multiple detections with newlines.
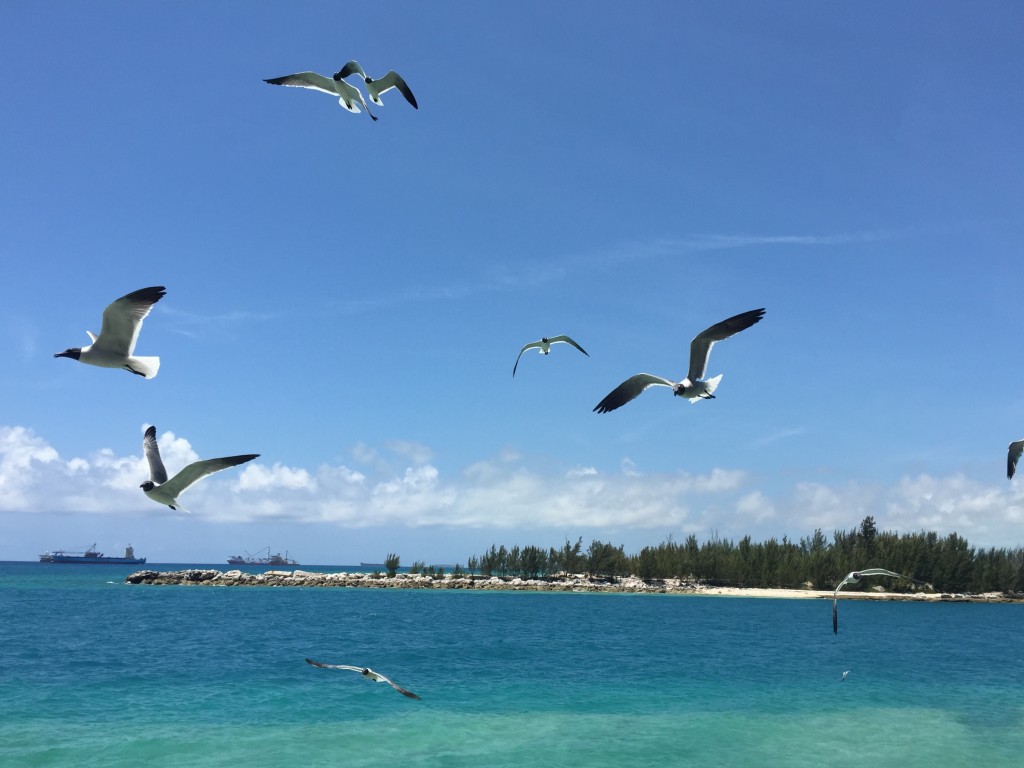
236, 463, 316, 492
3, 425, 1024, 548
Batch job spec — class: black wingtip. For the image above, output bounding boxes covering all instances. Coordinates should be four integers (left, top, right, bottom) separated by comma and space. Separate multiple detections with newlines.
144, 425, 156, 439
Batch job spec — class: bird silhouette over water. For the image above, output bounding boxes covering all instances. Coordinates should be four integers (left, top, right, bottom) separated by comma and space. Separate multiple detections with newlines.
832, 568, 922, 635
305, 658, 421, 699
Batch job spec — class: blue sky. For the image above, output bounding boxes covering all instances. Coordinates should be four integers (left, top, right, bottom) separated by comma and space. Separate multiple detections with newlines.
2, 1, 1022, 565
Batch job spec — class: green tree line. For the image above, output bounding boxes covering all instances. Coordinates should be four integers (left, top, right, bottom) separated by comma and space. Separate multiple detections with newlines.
466, 517, 1024, 594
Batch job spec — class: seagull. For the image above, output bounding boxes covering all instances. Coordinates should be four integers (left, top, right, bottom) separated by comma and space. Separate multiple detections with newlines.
54, 286, 166, 379
336, 60, 418, 109
841, 670, 851, 683
264, 69, 378, 120
140, 425, 259, 512
513, 335, 589, 377
305, 658, 421, 700
593, 308, 765, 414
1008, 439, 1023, 479
832, 568, 921, 635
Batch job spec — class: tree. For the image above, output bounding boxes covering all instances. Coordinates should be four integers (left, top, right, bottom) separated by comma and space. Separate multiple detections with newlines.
384, 553, 400, 578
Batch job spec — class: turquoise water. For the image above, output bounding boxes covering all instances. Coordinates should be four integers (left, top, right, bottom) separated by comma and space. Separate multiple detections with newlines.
2, 562, 1023, 767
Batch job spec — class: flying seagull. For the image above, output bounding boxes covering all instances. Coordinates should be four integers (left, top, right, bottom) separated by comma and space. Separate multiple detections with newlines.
832, 568, 921, 635
513, 335, 589, 377
841, 670, 851, 683
1008, 439, 1023, 479
264, 69, 378, 120
305, 658, 421, 700
141, 425, 258, 512
54, 286, 166, 379
593, 308, 765, 414
336, 60, 418, 109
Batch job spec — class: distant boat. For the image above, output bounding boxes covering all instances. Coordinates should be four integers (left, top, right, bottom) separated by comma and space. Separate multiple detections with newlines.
39, 544, 146, 565
226, 547, 298, 566
360, 562, 386, 568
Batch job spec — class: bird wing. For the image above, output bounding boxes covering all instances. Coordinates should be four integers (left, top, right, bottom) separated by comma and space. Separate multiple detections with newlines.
161, 454, 259, 499
856, 568, 908, 580
549, 335, 589, 357
687, 308, 765, 382
264, 72, 337, 95
91, 286, 166, 357
374, 671, 422, 700
305, 658, 362, 672
374, 71, 418, 109
335, 60, 366, 80
593, 374, 675, 414
832, 599, 839, 634
1008, 440, 1024, 479
143, 426, 169, 485
512, 341, 543, 377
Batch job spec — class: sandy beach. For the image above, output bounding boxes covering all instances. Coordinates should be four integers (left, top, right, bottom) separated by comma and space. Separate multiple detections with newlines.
123, 569, 1023, 603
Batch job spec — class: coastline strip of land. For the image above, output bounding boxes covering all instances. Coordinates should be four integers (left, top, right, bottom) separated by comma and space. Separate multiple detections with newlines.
123, 569, 1022, 603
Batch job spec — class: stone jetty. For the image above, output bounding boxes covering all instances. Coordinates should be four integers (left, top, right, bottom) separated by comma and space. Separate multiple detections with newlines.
123, 569, 1022, 602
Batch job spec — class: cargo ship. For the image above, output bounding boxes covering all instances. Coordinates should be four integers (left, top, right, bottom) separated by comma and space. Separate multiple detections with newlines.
226, 548, 298, 566
39, 544, 146, 565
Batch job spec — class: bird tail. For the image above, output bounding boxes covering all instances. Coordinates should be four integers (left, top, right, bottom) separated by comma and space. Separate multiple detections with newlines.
129, 356, 161, 379
688, 374, 723, 402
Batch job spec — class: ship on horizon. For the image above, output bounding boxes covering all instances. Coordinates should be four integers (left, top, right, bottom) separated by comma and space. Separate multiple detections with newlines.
39, 544, 146, 565
227, 547, 298, 566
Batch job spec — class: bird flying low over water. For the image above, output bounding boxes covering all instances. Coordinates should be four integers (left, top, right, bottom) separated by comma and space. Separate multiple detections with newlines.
305, 658, 421, 700
54, 286, 166, 379
264, 69, 378, 120
593, 308, 765, 413
141, 425, 258, 512
841, 670, 851, 683
513, 335, 589, 377
336, 60, 418, 109
1008, 440, 1023, 479
832, 568, 922, 635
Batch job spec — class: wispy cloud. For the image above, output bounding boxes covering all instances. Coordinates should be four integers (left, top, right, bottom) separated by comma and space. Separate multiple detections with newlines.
158, 307, 279, 339
318, 230, 892, 316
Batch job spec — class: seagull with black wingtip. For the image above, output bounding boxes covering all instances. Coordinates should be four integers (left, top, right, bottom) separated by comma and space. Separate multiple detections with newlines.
1007, 439, 1023, 479
305, 658, 421, 700
513, 335, 589, 377
594, 308, 765, 413
264, 67, 378, 120
54, 286, 166, 379
335, 60, 418, 109
831, 568, 923, 635
140, 425, 258, 512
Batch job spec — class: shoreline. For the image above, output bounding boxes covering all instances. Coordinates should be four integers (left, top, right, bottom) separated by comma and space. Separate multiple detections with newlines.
123, 569, 1024, 603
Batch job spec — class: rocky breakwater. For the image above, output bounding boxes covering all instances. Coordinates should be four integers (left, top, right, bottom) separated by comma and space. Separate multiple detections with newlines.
124, 569, 701, 593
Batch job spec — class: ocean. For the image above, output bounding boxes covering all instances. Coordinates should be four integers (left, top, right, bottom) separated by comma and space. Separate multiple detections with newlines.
1, 561, 1022, 767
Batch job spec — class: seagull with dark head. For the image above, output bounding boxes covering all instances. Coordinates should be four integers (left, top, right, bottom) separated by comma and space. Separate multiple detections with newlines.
594, 308, 765, 414
336, 60, 418, 109
832, 568, 922, 635
54, 286, 166, 379
513, 335, 589, 377
305, 658, 421, 700
264, 68, 378, 120
140, 425, 258, 512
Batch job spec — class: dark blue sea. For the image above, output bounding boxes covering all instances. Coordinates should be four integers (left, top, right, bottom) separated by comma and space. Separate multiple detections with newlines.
2, 561, 1023, 767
